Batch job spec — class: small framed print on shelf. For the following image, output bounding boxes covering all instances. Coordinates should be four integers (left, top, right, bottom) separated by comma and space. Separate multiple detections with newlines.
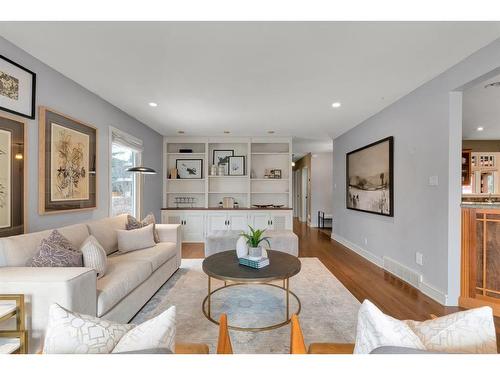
176, 159, 203, 179
0, 55, 36, 119
229, 156, 245, 176
213, 149, 233, 175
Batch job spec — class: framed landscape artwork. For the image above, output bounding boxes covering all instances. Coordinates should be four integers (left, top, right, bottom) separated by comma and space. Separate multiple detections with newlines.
229, 156, 245, 176
213, 149, 233, 175
0, 55, 36, 119
39, 107, 97, 214
0, 113, 26, 237
346, 136, 394, 217
176, 159, 203, 179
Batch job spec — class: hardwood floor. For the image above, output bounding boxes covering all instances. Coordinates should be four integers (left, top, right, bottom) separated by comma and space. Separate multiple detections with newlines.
182, 218, 500, 349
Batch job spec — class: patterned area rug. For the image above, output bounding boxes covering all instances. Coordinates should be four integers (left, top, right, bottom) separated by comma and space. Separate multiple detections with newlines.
132, 258, 360, 354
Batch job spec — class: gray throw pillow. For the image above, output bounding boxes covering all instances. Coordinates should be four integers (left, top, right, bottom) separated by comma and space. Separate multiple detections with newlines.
29, 230, 83, 267
126, 213, 159, 243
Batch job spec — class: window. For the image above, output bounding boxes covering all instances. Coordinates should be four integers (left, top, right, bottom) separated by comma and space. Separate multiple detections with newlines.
110, 128, 143, 217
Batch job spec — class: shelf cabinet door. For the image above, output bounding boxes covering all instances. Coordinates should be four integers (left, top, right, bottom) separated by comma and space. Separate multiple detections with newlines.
183, 213, 205, 242
163, 212, 182, 225
249, 212, 271, 230
269, 212, 292, 230
227, 212, 248, 231
206, 212, 229, 232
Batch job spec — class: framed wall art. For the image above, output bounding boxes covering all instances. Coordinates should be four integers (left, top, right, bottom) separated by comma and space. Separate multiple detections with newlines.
213, 149, 233, 175
0, 55, 36, 119
176, 159, 203, 179
228, 156, 245, 176
39, 107, 97, 214
0, 112, 26, 237
346, 136, 394, 217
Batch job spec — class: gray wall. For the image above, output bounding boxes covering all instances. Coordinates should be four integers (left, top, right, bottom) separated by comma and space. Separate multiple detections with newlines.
311, 152, 333, 227
332, 38, 500, 306
0, 37, 163, 232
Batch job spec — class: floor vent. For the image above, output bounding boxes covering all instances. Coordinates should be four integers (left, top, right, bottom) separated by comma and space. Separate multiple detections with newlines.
382, 256, 422, 288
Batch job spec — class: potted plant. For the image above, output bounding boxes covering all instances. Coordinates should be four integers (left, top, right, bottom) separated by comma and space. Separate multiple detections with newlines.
240, 225, 271, 259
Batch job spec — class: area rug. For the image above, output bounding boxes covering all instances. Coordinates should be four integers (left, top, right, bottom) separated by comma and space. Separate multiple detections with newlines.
132, 258, 360, 354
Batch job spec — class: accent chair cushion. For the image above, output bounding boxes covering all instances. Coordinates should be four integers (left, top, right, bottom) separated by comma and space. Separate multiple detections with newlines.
126, 213, 159, 243
43, 304, 176, 354
116, 224, 156, 254
28, 230, 83, 267
80, 235, 107, 279
354, 300, 497, 354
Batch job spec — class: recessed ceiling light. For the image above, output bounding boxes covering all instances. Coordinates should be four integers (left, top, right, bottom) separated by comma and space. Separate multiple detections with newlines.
477, 127, 484, 132
267, 130, 275, 134
331, 102, 341, 108
224, 130, 230, 134
291, 161, 296, 167
148, 102, 158, 107
177, 130, 185, 134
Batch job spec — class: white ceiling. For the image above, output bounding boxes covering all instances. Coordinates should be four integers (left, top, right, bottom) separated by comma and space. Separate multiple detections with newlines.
463, 72, 500, 140
1, 22, 500, 151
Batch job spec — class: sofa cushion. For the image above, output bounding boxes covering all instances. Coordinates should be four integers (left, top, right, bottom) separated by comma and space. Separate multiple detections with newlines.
0, 223, 89, 267
86, 214, 128, 255
116, 224, 156, 254
111, 242, 177, 272
96, 256, 152, 316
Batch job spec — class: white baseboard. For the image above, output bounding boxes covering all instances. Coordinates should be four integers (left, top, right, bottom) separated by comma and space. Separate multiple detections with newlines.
331, 232, 448, 306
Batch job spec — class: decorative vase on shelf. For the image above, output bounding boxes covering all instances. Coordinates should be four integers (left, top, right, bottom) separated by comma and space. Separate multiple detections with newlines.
248, 246, 262, 260
236, 236, 248, 258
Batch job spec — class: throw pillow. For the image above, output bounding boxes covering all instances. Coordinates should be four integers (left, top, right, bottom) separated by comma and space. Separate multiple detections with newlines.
112, 306, 176, 353
80, 235, 107, 279
405, 306, 497, 354
126, 213, 159, 243
116, 224, 156, 253
29, 230, 83, 267
43, 304, 176, 354
353, 300, 425, 354
43, 304, 133, 354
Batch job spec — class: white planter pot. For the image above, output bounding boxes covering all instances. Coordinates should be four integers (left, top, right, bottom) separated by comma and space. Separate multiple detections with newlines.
248, 246, 262, 259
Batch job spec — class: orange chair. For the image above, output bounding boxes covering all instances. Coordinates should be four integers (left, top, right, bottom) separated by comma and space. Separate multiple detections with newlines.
290, 314, 354, 354
177, 313, 233, 354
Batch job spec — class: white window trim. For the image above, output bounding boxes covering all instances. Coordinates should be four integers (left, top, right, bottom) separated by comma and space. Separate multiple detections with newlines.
109, 126, 143, 218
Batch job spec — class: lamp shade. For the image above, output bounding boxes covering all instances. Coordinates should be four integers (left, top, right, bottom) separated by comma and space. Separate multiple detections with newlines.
126, 166, 157, 174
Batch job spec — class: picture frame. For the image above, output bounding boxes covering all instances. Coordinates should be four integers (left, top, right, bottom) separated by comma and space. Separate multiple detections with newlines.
213, 149, 234, 175
0, 55, 36, 119
39, 107, 97, 214
0, 112, 27, 237
176, 159, 203, 179
346, 136, 394, 217
272, 169, 282, 179
228, 156, 245, 176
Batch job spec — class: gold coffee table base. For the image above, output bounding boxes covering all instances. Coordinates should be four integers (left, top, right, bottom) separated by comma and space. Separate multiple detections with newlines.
202, 277, 301, 332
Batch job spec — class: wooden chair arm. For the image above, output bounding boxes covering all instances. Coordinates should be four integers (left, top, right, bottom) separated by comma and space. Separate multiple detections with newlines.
175, 342, 210, 354
290, 314, 308, 354
216, 314, 233, 354
308, 343, 355, 354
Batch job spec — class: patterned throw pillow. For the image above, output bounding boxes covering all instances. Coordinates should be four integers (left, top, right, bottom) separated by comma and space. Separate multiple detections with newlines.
126, 213, 159, 243
80, 235, 107, 279
29, 230, 83, 267
43, 304, 176, 354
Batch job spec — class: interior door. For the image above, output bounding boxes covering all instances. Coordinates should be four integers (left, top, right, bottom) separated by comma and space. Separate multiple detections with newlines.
227, 212, 248, 231
183, 212, 205, 242
206, 212, 228, 232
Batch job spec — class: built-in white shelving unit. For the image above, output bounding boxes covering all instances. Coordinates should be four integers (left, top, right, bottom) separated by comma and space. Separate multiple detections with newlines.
163, 136, 293, 209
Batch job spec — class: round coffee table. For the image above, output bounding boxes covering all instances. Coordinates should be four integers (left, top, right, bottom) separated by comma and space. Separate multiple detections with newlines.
202, 250, 301, 332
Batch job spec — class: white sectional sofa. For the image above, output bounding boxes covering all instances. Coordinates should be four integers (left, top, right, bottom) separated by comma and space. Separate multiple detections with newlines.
0, 214, 182, 353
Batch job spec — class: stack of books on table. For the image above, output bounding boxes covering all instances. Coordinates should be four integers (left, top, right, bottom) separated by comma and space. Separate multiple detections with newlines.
238, 255, 270, 269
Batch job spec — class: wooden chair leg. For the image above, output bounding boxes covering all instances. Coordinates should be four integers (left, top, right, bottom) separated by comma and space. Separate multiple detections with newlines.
216, 314, 233, 354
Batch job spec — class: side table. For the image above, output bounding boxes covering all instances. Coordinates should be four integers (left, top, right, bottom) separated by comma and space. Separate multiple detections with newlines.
0, 294, 27, 354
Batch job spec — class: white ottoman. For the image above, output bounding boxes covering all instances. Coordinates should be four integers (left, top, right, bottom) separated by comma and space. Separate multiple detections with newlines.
204, 230, 299, 257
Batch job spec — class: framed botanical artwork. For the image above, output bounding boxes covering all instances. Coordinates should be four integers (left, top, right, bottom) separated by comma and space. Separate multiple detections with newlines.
0, 113, 26, 237
0, 55, 36, 119
346, 136, 394, 217
176, 159, 203, 179
228, 156, 245, 176
213, 149, 233, 175
39, 107, 97, 214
